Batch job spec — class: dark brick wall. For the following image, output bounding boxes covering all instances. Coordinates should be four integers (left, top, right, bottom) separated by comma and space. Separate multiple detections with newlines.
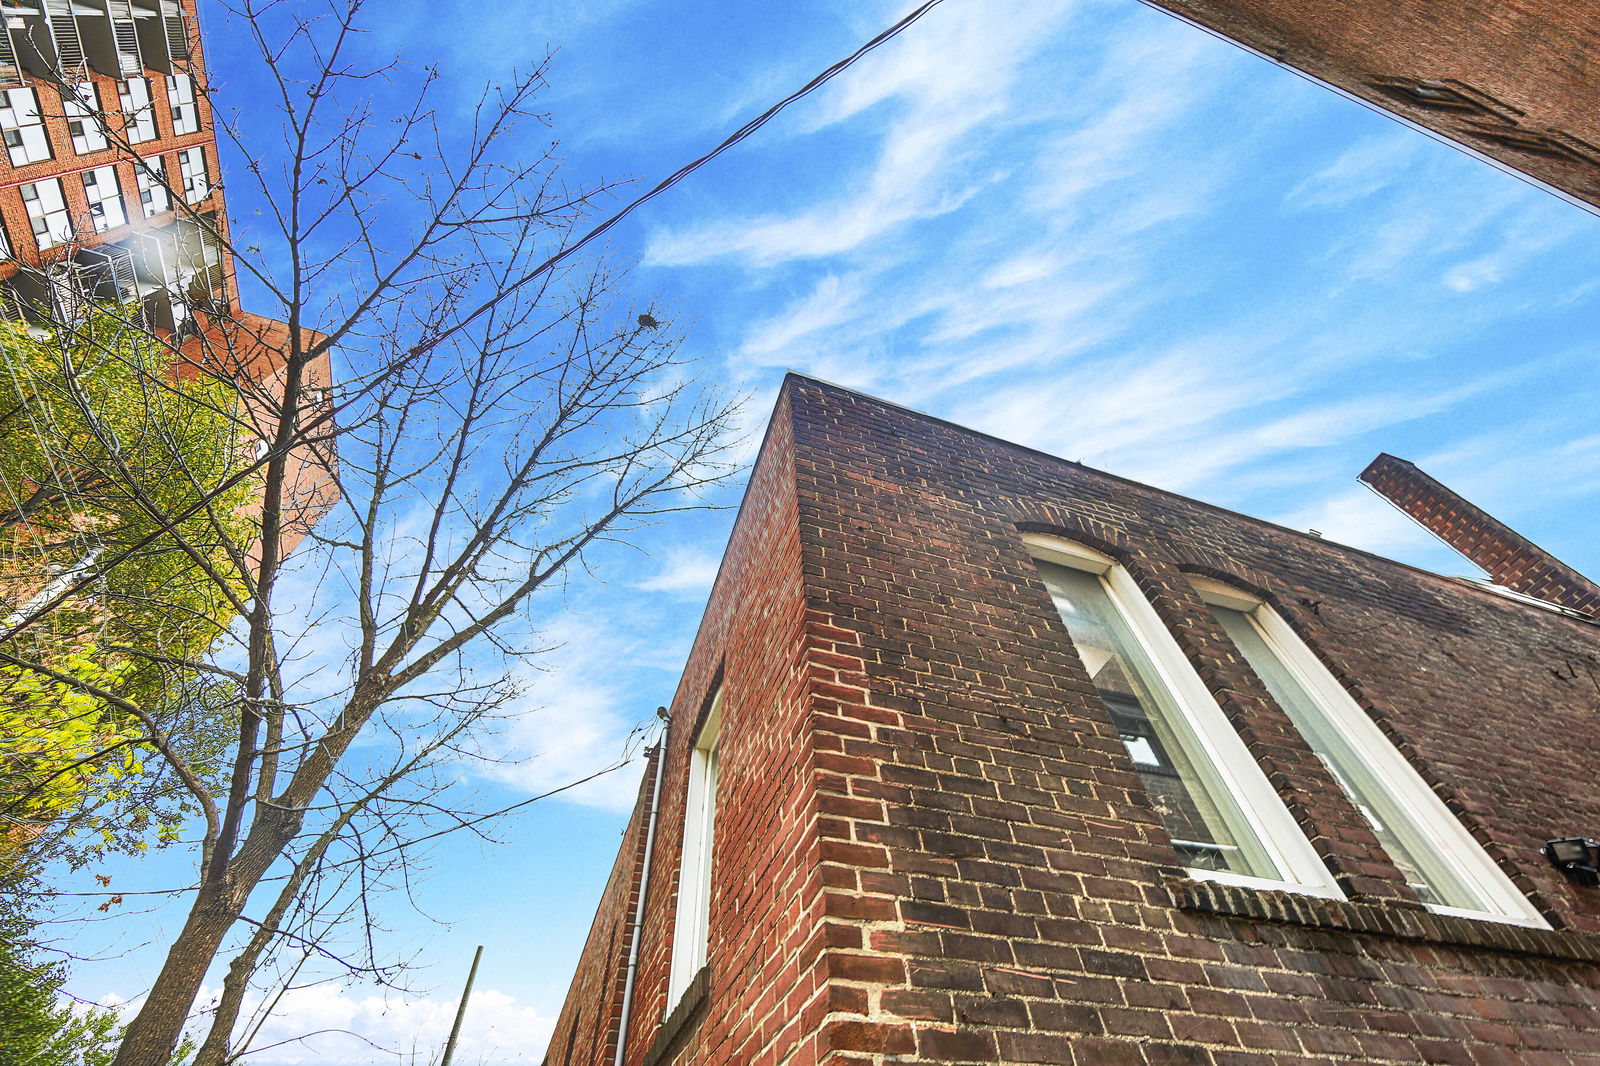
1138, 0, 1600, 211
554, 375, 1600, 1066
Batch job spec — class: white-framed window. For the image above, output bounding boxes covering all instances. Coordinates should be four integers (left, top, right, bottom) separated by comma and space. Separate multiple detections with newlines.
65, 82, 108, 155
0, 86, 52, 165
166, 72, 198, 135
1190, 576, 1550, 928
118, 77, 157, 143
81, 165, 126, 233
177, 145, 208, 204
136, 156, 170, 218
667, 689, 724, 1007
21, 178, 72, 250
1025, 535, 1344, 899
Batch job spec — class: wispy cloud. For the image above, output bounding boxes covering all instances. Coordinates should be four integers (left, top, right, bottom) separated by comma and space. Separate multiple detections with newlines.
1285, 133, 1419, 209
636, 546, 722, 596
644, 0, 1074, 267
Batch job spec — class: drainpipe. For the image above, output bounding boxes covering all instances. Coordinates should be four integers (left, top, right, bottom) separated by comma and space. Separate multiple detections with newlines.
613, 711, 669, 1066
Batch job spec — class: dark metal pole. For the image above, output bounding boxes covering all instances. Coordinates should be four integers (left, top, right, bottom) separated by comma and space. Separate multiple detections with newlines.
439, 944, 483, 1066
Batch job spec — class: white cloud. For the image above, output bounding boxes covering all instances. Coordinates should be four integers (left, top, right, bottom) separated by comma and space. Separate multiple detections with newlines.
1285, 133, 1418, 209
742, 273, 868, 359
636, 546, 722, 595
644, 0, 1072, 267
1269, 487, 1450, 564
195, 982, 555, 1066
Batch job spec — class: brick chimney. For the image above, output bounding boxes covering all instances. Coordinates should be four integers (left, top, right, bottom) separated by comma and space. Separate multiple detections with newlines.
1359, 453, 1600, 618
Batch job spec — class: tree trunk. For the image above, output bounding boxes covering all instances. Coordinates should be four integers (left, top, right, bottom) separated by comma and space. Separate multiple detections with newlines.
111, 884, 247, 1066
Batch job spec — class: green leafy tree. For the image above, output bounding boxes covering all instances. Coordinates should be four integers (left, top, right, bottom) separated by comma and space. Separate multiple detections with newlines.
0, 312, 251, 867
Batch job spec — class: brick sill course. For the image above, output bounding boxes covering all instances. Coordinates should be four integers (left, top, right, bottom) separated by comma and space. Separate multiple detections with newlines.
1167, 876, 1600, 964
641, 966, 709, 1066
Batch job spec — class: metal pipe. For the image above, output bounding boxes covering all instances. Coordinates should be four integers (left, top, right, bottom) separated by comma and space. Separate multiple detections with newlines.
613, 712, 670, 1066
439, 944, 483, 1066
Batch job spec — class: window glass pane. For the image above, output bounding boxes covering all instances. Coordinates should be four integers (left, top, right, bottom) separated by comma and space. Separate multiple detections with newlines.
0, 86, 51, 165
1037, 561, 1281, 879
667, 692, 723, 1006
118, 77, 157, 143
1210, 605, 1493, 911
66, 83, 106, 155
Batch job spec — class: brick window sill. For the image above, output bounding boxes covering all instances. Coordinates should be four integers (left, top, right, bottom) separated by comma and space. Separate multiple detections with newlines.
1166, 876, 1600, 963
641, 966, 709, 1066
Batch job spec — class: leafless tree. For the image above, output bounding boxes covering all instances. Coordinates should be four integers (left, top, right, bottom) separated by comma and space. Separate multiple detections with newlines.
0, 1, 739, 1063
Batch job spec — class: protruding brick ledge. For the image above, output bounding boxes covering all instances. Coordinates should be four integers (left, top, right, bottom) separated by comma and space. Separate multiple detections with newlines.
1360, 453, 1600, 617
1166, 876, 1600, 964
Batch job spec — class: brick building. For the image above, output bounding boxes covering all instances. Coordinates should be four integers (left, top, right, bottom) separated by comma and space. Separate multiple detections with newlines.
549, 375, 1600, 1066
0, 0, 333, 550
1135, 0, 1600, 213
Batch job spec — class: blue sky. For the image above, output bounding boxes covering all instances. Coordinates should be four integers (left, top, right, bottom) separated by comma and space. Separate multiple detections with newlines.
60, 0, 1600, 1062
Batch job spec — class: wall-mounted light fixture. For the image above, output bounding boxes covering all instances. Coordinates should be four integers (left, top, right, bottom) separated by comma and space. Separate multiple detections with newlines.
1544, 838, 1600, 885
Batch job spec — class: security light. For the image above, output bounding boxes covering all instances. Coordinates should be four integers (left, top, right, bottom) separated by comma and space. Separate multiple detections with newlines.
1544, 838, 1600, 884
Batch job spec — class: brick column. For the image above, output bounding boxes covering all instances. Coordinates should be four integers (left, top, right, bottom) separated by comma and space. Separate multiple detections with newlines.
1359, 453, 1600, 617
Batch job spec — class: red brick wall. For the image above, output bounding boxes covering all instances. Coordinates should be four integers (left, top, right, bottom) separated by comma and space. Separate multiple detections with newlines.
1139, 0, 1600, 210
546, 747, 663, 1066
607, 392, 844, 1066
554, 375, 1600, 1066
0, 0, 222, 272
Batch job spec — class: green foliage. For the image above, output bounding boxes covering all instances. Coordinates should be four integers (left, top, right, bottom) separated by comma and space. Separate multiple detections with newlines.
0, 879, 119, 1066
0, 312, 253, 864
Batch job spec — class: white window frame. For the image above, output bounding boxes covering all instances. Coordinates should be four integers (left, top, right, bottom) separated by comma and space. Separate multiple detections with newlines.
667, 689, 724, 1008
118, 77, 157, 143
177, 145, 207, 204
1024, 534, 1345, 900
21, 178, 72, 251
65, 82, 107, 155
1190, 576, 1550, 929
167, 72, 198, 136
0, 86, 52, 166
81, 165, 126, 233
136, 155, 170, 218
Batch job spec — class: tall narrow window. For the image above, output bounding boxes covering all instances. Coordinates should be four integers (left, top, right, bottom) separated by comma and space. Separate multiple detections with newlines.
66, 83, 107, 155
167, 72, 198, 135
136, 156, 170, 218
21, 179, 72, 250
0, 86, 51, 165
667, 690, 723, 1007
118, 77, 157, 143
177, 145, 207, 203
1026, 536, 1342, 897
1192, 577, 1548, 927
81, 166, 126, 233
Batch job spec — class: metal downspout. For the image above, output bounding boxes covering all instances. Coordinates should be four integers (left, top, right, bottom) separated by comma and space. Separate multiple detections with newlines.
613, 713, 669, 1066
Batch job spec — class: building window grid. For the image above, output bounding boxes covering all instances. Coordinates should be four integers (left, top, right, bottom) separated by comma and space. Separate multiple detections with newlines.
117, 76, 157, 143
666, 689, 723, 1009
167, 72, 198, 135
21, 178, 72, 250
177, 145, 207, 204
81, 165, 126, 233
66, 82, 107, 155
0, 85, 51, 165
